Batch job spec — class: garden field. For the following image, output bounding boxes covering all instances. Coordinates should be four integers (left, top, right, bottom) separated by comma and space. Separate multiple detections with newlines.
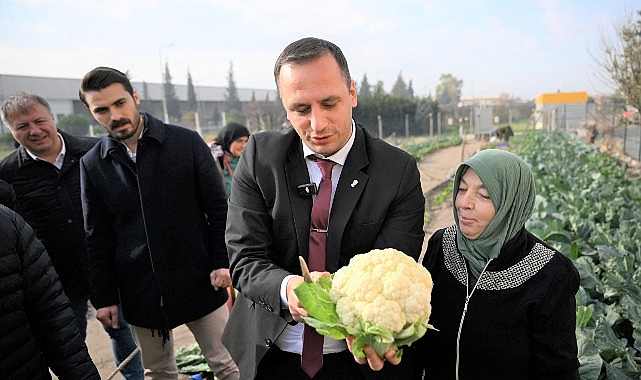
517, 131, 641, 379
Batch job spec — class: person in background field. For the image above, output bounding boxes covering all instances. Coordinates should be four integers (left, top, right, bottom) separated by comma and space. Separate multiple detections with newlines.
0, 92, 144, 379
0, 178, 16, 208
222, 37, 425, 380
407, 149, 579, 379
78, 66, 239, 380
208, 122, 250, 196
0, 204, 100, 379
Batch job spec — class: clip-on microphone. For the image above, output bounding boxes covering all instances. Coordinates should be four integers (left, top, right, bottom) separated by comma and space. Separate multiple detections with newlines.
297, 183, 317, 197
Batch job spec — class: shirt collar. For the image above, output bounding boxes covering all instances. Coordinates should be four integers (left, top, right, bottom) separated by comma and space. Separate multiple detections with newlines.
25, 132, 66, 169
302, 119, 355, 166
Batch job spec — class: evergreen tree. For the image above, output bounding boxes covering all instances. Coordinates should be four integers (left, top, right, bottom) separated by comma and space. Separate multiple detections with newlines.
163, 62, 181, 121
187, 71, 198, 112
374, 81, 385, 96
225, 61, 242, 112
142, 81, 150, 100
414, 96, 438, 134
391, 72, 409, 97
140, 81, 152, 112
359, 74, 372, 98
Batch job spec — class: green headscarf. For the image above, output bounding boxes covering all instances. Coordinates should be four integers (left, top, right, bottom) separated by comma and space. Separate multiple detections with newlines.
452, 149, 536, 278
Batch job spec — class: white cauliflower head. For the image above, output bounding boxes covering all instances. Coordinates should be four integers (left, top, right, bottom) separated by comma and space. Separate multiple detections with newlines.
330, 248, 433, 333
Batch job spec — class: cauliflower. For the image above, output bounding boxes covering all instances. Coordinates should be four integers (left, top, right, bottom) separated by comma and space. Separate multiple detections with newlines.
331, 248, 433, 333
295, 248, 435, 359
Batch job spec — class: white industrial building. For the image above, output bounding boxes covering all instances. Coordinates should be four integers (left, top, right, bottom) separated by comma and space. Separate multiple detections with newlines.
0, 74, 279, 136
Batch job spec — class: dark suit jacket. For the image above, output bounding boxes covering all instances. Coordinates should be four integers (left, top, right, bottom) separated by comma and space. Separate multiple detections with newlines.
223, 124, 425, 379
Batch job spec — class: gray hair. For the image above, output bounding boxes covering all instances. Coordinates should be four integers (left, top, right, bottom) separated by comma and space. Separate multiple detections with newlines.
1, 92, 53, 127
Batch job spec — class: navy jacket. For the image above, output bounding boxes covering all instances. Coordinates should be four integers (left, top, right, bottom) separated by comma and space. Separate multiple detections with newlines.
80, 113, 229, 329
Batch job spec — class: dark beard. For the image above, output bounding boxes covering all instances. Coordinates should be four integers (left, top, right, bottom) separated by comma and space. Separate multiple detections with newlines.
112, 128, 137, 141
110, 113, 141, 141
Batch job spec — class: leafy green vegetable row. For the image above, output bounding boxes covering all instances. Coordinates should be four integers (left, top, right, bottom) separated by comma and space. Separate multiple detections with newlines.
517, 131, 641, 380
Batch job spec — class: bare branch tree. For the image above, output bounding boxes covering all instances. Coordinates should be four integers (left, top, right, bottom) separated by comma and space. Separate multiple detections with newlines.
598, 10, 641, 111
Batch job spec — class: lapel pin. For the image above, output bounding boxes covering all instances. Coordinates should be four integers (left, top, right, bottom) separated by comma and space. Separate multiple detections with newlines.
351, 180, 358, 188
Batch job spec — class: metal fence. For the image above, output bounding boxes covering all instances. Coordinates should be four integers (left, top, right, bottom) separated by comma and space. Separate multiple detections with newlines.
614, 124, 641, 161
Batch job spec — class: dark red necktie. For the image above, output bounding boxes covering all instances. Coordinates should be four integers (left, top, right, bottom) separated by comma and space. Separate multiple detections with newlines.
301, 157, 335, 378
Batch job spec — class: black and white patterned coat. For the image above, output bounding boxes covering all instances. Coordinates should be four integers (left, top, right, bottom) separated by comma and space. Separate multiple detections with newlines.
415, 226, 580, 380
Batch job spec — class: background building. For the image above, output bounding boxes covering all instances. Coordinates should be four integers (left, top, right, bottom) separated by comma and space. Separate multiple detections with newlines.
0, 74, 280, 137
533, 91, 590, 131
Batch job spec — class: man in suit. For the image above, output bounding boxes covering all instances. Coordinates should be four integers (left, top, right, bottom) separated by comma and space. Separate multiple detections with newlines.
222, 37, 425, 380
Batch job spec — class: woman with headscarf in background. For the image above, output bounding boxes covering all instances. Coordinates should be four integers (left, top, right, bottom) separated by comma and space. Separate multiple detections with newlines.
415, 149, 580, 379
209, 122, 250, 196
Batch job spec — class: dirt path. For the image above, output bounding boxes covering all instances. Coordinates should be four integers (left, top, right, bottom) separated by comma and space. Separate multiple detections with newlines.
79, 137, 486, 379
418, 138, 485, 252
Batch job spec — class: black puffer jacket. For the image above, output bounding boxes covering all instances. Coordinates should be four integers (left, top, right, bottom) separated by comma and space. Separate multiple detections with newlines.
0, 179, 15, 208
0, 205, 99, 379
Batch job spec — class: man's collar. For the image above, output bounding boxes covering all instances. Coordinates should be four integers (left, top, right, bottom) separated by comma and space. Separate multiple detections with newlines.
24, 132, 65, 166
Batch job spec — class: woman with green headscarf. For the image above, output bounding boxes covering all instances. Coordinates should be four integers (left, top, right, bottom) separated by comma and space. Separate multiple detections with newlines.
413, 149, 580, 379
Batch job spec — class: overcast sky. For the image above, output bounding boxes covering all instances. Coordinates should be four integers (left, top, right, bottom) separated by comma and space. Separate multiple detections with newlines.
1, 0, 639, 100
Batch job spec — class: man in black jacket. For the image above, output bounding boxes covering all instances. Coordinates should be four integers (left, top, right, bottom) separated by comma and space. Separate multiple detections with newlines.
79, 67, 239, 379
0, 92, 144, 379
0, 204, 99, 379
0, 178, 15, 208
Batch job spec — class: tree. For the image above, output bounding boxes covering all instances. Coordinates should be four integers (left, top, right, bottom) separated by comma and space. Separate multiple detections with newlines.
359, 74, 372, 98
225, 61, 242, 113
163, 62, 181, 121
225, 109, 245, 124
391, 72, 410, 98
414, 96, 438, 134
142, 81, 150, 100
435, 73, 463, 109
139, 81, 153, 112
598, 9, 641, 111
187, 71, 198, 112
374, 81, 385, 96
57, 113, 90, 136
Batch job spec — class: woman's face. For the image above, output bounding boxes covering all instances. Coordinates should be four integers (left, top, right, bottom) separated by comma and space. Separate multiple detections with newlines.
229, 136, 248, 157
455, 168, 496, 240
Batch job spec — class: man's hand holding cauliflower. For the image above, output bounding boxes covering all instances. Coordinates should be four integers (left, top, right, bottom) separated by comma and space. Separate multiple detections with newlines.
292, 248, 435, 371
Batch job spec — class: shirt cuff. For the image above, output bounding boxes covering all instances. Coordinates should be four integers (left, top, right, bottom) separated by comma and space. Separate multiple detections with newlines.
280, 274, 297, 308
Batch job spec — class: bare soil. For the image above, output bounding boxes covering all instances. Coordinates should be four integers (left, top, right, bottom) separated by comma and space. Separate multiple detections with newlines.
76, 137, 486, 379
